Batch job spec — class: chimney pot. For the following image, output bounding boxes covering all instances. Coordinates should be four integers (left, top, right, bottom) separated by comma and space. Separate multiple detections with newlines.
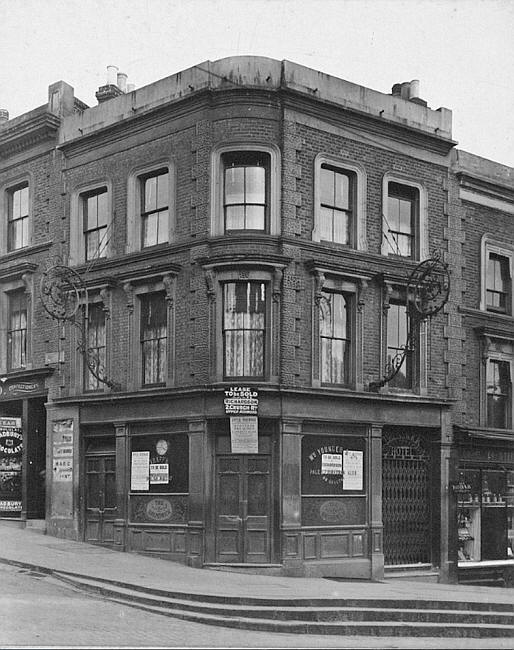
400, 82, 411, 100
126, 83, 135, 93
106, 65, 119, 86
391, 83, 402, 97
0, 108, 9, 124
117, 72, 128, 93
409, 79, 420, 99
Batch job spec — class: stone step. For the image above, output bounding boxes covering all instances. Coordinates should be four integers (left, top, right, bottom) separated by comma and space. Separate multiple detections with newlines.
49, 568, 514, 612
53, 573, 514, 638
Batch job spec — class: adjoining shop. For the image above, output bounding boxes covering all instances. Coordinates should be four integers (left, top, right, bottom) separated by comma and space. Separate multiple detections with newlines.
0, 373, 49, 523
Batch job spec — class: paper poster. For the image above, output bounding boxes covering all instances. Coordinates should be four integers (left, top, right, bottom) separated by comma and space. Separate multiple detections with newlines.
343, 450, 363, 490
131, 451, 150, 490
52, 419, 74, 483
230, 416, 258, 453
321, 453, 342, 475
150, 463, 169, 484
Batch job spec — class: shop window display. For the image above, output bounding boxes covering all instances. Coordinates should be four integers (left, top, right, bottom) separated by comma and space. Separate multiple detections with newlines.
457, 468, 514, 563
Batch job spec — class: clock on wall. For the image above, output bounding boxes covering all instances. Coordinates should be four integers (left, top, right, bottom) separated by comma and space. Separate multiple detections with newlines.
156, 439, 168, 456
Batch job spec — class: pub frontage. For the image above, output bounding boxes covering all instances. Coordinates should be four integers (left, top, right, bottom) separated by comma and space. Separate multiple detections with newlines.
46, 384, 454, 581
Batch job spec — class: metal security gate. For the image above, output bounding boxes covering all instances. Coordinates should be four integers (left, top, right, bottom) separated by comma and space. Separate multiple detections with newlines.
383, 433, 431, 565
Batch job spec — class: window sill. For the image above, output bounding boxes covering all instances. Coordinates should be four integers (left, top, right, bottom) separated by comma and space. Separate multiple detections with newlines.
458, 559, 514, 568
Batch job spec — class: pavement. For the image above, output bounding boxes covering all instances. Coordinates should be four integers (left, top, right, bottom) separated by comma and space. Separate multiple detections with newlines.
1, 520, 513, 606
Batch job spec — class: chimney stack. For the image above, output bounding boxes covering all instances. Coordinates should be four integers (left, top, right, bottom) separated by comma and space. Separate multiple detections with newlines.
0, 108, 9, 124
95, 65, 124, 103
391, 80, 427, 107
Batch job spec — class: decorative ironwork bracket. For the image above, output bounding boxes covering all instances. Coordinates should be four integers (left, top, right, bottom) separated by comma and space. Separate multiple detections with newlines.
369, 251, 450, 392
39, 262, 118, 389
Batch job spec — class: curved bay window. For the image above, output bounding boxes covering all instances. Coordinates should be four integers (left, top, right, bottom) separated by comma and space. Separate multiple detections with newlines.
223, 281, 266, 378
319, 291, 351, 385
140, 292, 167, 386
222, 152, 269, 232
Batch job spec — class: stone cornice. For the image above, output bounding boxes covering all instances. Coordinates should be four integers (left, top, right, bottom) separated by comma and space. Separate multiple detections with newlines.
282, 89, 456, 156
0, 110, 60, 156
0, 261, 38, 282
456, 171, 514, 203
58, 84, 455, 159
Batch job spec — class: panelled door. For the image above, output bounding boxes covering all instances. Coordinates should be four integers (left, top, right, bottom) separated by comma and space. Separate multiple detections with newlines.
85, 454, 117, 546
215, 455, 271, 563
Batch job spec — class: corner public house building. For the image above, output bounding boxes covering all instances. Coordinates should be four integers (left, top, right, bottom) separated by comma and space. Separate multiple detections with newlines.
0, 57, 512, 585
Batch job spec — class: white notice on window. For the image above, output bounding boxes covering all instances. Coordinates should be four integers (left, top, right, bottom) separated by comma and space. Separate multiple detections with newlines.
131, 451, 150, 490
343, 450, 363, 490
150, 463, 169, 484
230, 416, 258, 453
321, 453, 342, 475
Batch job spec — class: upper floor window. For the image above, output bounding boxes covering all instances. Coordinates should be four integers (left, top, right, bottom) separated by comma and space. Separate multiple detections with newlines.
319, 166, 354, 245
319, 290, 352, 384
140, 169, 169, 248
8, 184, 29, 251
481, 335, 513, 430
82, 187, 109, 262
386, 301, 414, 389
485, 250, 512, 315
223, 281, 266, 378
313, 156, 366, 250
211, 144, 280, 237
222, 152, 269, 232
140, 292, 167, 386
384, 183, 417, 257
84, 302, 106, 392
381, 175, 427, 260
8, 290, 27, 370
486, 359, 512, 429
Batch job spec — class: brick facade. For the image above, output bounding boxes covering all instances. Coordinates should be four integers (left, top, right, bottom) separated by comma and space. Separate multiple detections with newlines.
1, 57, 512, 584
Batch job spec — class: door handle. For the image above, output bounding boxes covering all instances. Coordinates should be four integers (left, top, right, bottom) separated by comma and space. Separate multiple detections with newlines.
225, 515, 241, 522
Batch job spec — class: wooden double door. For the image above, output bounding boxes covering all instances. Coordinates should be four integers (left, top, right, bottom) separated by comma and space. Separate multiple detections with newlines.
215, 454, 272, 563
84, 452, 117, 546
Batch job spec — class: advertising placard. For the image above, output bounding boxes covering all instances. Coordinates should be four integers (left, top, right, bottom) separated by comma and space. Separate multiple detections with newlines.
230, 416, 258, 453
343, 450, 363, 490
149, 463, 169, 484
0, 417, 23, 513
321, 453, 342, 475
224, 387, 258, 415
52, 419, 74, 482
131, 451, 150, 490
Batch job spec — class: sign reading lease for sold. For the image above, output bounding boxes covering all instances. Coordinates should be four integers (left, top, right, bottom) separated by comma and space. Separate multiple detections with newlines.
223, 387, 258, 415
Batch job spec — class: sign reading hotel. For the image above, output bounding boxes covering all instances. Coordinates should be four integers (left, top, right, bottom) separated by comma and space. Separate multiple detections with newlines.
230, 416, 258, 454
52, 420, 74, 482
224, 387, 259, 415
